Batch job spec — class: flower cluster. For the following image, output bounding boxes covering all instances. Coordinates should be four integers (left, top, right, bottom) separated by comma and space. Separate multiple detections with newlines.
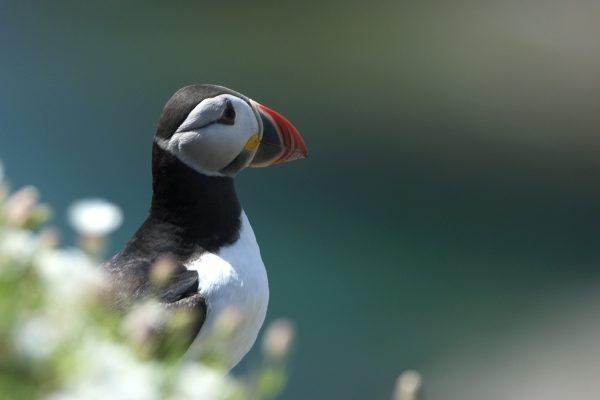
0, 161, 294, 400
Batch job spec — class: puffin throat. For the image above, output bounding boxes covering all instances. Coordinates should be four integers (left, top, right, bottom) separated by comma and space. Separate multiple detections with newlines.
149, 143, 242, 252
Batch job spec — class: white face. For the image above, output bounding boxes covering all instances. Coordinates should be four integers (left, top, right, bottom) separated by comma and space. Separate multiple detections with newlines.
156, 94, 261, 177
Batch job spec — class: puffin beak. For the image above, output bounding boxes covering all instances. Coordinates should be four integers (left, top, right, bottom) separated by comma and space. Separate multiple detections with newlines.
250, 101, 308, 167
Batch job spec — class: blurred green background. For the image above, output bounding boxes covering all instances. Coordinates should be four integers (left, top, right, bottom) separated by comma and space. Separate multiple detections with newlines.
1, 1, 599, 399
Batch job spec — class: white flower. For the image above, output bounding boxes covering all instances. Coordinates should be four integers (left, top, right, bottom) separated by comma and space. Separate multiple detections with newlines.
50, 339, 161, 400
13, 314, 64, 360
393, 370, 423, 400
262, 319, 295, 360
68, 198, 123, 237
0, 228, 40, 264
4, 186, 40, 227
33, 248, 105, 304
122, 300, 168, 348
171, 363, 237, 400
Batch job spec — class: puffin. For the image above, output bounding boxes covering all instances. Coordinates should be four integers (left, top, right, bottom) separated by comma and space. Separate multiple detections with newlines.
105, 84, 307, 368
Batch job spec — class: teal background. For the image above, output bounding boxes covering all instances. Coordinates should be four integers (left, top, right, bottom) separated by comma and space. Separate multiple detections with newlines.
1, 1, 599, 399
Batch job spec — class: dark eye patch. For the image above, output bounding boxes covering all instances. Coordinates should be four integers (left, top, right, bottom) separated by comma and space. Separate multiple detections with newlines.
217, 99, 236, 125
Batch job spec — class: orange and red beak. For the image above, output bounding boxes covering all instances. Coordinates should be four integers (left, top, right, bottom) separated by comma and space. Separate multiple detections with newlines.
250, 102, 308, 167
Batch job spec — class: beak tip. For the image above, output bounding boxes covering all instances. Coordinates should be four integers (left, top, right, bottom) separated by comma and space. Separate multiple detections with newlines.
297, 141, 309, 160
295, 150, 308, 161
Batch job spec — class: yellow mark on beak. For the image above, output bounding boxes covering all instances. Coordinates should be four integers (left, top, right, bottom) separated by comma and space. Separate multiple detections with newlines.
244, 134, 260, 151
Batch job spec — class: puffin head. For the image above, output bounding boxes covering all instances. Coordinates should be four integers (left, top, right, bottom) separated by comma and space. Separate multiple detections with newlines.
154, 84, 307, 177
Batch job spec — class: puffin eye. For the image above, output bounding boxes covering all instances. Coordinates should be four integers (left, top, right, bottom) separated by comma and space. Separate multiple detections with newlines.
217, 99, 236, 125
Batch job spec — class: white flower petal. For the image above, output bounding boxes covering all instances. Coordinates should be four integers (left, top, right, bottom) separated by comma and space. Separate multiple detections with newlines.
68, 198, 123, 236
33, 248, 105, 304
0, 228, 40, 263
13, 315, 63, 360
174, 364, 236, 400
53, 339, 161, 400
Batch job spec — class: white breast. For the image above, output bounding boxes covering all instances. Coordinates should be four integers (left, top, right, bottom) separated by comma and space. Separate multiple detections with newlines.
184, 211, 269, 369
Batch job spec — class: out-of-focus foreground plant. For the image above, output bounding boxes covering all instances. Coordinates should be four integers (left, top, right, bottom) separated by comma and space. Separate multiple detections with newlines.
0, 161, 293, 400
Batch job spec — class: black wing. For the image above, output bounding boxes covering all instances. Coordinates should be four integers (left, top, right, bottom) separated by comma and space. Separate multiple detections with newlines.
104, 254, 206, 355
158, 267, 200, 303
